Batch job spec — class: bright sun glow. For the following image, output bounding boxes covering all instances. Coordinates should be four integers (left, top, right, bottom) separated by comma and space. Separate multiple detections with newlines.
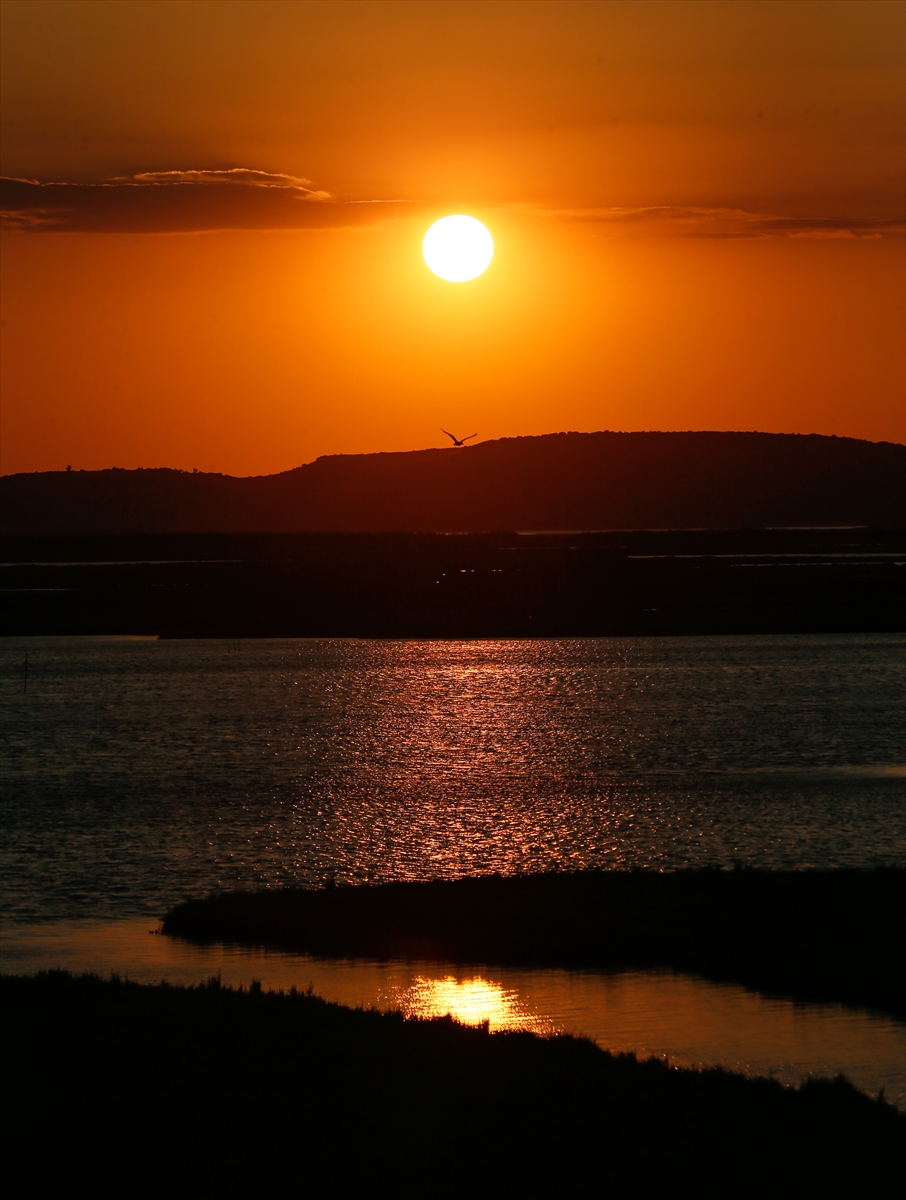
422, 215, 494, 282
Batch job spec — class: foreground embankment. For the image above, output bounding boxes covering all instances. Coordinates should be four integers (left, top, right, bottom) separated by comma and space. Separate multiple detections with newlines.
164, 869, 906, 1017
1, 972, 901, 1187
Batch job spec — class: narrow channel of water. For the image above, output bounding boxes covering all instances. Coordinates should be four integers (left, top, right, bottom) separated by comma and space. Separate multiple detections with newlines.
3, 918, 903, 1110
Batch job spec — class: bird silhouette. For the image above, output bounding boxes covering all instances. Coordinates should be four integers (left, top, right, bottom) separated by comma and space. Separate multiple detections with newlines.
441, 429, 478, 447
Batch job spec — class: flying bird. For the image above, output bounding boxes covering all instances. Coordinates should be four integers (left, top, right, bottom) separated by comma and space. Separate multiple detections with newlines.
441, 429, 478, 447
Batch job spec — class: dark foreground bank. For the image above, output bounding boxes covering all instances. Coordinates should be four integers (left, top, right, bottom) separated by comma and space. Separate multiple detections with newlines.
2, 972, 901, 1189
164, 869, 906, 1017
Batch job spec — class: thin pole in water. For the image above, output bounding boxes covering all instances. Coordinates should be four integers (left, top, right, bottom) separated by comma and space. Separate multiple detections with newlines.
23, 651, 28, 694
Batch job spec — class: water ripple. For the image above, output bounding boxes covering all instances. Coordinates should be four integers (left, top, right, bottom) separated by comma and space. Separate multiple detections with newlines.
1, 634, 904, 920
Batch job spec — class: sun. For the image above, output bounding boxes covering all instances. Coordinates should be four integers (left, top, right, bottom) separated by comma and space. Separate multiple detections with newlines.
422, 215, 494, 282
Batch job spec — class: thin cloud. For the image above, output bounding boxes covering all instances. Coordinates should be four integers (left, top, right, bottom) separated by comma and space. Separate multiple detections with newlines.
131, 168, 329, 195
0, 172, 410, 233
542, 206, 905, 239
5, 177, 900, 240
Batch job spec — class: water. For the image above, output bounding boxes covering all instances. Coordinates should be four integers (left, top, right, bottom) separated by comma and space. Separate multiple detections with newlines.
2, 635, 904, 1104
1, 635, 903, 921
2, 918, 903, 1109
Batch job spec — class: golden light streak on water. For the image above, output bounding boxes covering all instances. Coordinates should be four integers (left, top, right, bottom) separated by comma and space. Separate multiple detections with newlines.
391, 974, 555, 1034
2, 919, 903, 1109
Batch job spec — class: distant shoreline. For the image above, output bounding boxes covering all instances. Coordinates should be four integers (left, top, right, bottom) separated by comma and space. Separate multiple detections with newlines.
2, 527, 903, 637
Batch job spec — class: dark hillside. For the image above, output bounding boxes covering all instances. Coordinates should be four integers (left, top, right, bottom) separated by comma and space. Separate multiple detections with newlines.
2, 431, 903, 534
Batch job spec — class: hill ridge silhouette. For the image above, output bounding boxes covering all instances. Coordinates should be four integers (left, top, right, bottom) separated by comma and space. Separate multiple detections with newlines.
2, 431, 903, 535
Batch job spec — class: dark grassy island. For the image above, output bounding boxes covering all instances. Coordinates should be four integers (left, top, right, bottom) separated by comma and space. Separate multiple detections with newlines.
164, 869, 906, 1017
2, 972, 901, 1188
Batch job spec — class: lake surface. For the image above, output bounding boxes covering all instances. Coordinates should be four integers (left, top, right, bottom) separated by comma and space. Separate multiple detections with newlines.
1, 634, 904, 921
2, 635, 904, 1105
2, 917, 903, 1110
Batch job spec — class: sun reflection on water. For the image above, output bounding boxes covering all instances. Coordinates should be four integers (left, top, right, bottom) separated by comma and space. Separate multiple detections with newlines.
390, 974, 556, 1034
2, 920, 903, 1107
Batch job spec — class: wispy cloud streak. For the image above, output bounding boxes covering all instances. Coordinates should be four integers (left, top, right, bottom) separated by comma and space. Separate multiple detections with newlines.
0, 172, 410, 233
4, 176, 902, 239
129, 168, 329, 195
542, 206, 905, 239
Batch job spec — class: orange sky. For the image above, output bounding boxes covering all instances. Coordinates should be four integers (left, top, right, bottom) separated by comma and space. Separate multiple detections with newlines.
1, 0, 904, 475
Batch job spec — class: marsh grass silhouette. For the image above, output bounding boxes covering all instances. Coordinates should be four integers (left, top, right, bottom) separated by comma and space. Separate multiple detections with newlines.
1, 971, 901, 1188
164, 868, 906, 1016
